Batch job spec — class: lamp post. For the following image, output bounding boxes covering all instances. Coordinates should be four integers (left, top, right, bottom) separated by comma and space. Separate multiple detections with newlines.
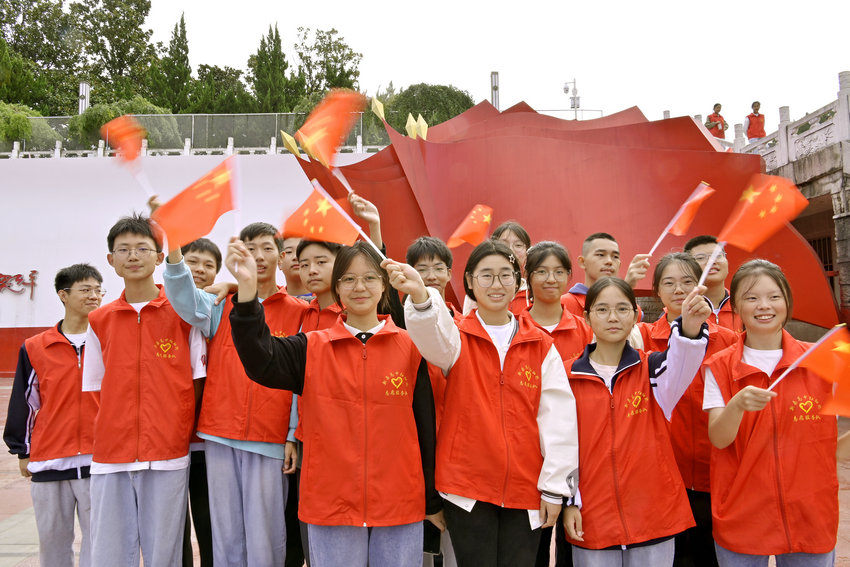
564, 79, 579, 120
491, 72, 499, 111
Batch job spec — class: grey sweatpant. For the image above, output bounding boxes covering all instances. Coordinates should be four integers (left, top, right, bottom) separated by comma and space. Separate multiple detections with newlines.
30, 477, 92, 567
90, 468, 189, 567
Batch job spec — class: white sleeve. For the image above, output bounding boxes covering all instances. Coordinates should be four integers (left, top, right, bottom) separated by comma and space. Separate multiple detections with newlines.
537, 345, 579, 501
81, 326, 104, 392
403, 286, 461, 373
651, 320, 709, 420
188, 327, 207, 380
702, 367, 726, 410
743, 117, 750, 136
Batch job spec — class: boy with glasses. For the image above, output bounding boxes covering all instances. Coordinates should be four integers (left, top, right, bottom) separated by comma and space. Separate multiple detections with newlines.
684, 235, 739, 331
4, 264, 104, 567
82, 214, 207, 566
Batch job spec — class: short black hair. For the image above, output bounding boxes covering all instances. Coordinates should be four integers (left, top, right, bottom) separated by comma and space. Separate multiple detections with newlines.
581, 232, 617, 256
296, 239, 343, 260
651, 252, 701, 296
752, 101, 760, 108
240, 223, 283, 253
55, 263, 103, 293
584, 276, 637, 314
525, 241, 572, 302
181, 238, 222, 273
683, 234, 718, 252
406, 236, 453, 268
107, 213, 161, 252
463, 240, 521, 303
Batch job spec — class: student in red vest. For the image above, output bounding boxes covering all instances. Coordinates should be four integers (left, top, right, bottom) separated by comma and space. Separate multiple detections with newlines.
520, 241, 593, 567
4, 263, 103, 567
705, 104, 728, 139
744, 101, 766, 143
83, 214, 206, 566
636, 253, 738, 567
685, 235, 740, 332
227, 239, 442, 567
562, 233, 650, 318
563, 276, 711, 566
386, 239, 579, 567
280, 236, 313, 301
703, 260, 843, 566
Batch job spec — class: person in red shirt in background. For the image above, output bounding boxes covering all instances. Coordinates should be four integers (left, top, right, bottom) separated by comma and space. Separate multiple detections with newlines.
280, 236, 313, 302
705, 104, 728, 139
744, 101, 766, 143
685, 235, 740, 332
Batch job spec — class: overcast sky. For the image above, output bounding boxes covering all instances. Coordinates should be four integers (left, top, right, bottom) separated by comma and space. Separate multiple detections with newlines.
146, 0, 849, 135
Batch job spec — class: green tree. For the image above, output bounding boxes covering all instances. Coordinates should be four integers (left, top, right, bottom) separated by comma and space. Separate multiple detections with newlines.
361, 82, 396, 145
72, 0, 155, 101
68, 95, 180, 148
294, 27, 361, 94
188, 64, 256, 114
386, 83, 474, 132
247, 24, 291, 112
0, 101, 61, 150
0, 36, 42, 105
148, 14, 192, 113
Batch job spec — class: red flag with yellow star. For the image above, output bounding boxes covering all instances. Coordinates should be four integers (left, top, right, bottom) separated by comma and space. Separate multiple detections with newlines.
717, 175, 808, 252
282, 188, 360, 245
101, 114, 145, 162
295, 89, 368, 168
799, 325, 850, 383
447, 204, 493, 248
822, 379, 850, 416
152, 157, 236, 249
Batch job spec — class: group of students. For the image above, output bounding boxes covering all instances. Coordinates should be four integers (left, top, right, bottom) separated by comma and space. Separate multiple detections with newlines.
4, 191, 850, 567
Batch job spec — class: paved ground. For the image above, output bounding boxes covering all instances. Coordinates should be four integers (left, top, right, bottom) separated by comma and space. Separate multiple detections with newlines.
0, 376, 847, 566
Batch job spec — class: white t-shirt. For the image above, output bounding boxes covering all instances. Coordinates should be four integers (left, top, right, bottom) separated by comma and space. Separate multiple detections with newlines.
64, 332, 86, 349
703, 346, 783, 410
589, 360, 618, 393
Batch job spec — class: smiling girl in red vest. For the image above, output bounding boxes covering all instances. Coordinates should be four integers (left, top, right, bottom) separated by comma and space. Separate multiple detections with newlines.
520, 241, 593, 567
563, 276, 711, 566
226, 239, 442, 567
385, 239, 579, 567
703, 260, 842, 566
637, 253, 738, 567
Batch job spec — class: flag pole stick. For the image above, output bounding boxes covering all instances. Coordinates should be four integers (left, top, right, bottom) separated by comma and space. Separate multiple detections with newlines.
697, 241, 727, 287
332, 167, 355, 195
131, 165, 155, 198
311, 180, 386, 261
765, 324, 847, 392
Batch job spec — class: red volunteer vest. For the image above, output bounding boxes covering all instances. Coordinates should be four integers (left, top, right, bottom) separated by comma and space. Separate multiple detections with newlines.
87, 287, 195, 463
708, 112, 726, 138
508, 289, 529, 317
561, 291, 585, 318
638, 315, 738, 491
746, 113, 766, 139
298, 316, 425, 527
436, 312, 554, 510
705, 331, 838, 555
25, 324, 100, 461
567, 346, 695, 549
520, 305, 593, 363
198, 291, 306, 443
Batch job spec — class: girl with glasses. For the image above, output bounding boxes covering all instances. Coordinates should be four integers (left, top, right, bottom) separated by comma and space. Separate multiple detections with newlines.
636, 253, 738, 567
385, 239, 579, 567
564, 276, 711, 566
227, 240, 442, 567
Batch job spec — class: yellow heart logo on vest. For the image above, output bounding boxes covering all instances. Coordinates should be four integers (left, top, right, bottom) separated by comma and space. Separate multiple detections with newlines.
391, 376, 403, 389
631, 395, 642, 408
160, 343, 172, 353
799, 400, 813, 414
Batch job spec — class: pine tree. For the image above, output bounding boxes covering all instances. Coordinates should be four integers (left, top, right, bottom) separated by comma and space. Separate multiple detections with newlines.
248, 25, 289, 112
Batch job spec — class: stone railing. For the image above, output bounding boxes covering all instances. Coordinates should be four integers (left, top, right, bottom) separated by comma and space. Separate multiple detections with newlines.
737, 71, 850, 171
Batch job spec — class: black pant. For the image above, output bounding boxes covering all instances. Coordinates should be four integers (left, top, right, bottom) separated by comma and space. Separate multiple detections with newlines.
285, 467, 305, 567
182, 451, 213, 567
443, 500, 541, 567
673, 489, 718, 567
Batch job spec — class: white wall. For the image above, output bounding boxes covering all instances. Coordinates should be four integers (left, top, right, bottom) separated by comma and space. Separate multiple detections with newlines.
0, 153, 365, 328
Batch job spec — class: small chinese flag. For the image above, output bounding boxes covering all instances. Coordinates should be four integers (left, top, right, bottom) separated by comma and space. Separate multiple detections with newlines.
295, 89, 367, 168
799, 326, 850, 383
447, 204, 494, 248
152, 158, 236, 249
717, 174, 808, 252
282, 188, 359, 245
822, 379, 850, 416
669, 182, 715, 236
101, 115, 145, 162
